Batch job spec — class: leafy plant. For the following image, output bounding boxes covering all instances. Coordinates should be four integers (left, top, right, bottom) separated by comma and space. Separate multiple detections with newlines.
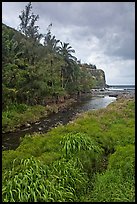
60, 132, 101, 159
2, 157, 49, 202
2, 156, 89, 202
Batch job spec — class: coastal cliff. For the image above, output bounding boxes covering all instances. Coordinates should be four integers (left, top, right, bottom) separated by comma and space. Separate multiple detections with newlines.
90, 69, 106, 88
80, 63, 106, 88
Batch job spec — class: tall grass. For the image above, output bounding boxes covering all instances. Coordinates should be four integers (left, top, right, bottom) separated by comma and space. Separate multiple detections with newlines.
60, 132, 102, 159
2, 156, 89, 202
84, 144, 135, 202
2, 157, 49, 202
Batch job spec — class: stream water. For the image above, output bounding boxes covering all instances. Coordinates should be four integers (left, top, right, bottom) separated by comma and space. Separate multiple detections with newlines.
2, 95, 116, 151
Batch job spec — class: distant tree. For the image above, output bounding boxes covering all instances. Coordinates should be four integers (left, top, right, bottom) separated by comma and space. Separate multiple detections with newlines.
19, 2, 43, 42
43, 23, 60, 53
93, 64, 97, 69
89, 63, 97, 69
77, 59, 81, 64
59, 42, 77, 62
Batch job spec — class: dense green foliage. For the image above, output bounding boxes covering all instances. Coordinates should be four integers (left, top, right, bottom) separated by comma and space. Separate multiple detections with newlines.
2, 98, 135, 202
2, 2, 94, 110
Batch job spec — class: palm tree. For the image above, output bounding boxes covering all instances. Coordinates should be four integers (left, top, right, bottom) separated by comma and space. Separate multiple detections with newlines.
58, 42, 77, 89
59, 42, 77, 61
43, 28, 60, 54
19, 2, 43, 43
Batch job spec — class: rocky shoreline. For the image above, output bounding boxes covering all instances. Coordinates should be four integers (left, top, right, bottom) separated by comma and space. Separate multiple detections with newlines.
91, 88, 135, 100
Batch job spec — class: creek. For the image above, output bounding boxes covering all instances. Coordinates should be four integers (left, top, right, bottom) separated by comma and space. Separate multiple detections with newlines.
2, 95, 116, 151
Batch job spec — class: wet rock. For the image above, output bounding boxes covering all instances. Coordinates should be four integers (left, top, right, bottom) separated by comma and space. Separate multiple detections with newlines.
58, 96, 65, 103
55, 121, 63, 127
61, 109, 67, 113
38, 127, 42, 131
109, 94, 118, 97
2, 145, 7, 150
21, 128, 30, 131
35, 121, 41, 125
25, 123, 31, 127
116, 92, 135, 100
69, 121, 74, 124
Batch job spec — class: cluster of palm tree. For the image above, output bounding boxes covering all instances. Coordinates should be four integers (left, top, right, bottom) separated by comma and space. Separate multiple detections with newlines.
18, 2, 83, 91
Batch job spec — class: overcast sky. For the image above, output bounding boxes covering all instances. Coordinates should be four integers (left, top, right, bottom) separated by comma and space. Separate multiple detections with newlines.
2, 2, 135, 85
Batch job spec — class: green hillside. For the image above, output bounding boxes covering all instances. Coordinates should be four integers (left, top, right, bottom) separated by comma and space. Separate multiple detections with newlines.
2, 22, 94, 109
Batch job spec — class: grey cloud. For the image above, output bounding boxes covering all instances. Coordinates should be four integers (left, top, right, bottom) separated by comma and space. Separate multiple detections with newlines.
34, 2, 135, 60
35, 2, 134, 28
102, 29, 135, 60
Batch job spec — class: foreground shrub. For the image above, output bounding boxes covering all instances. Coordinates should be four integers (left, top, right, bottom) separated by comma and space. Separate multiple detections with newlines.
2, 157, 89, 202
60, 132, 101, 158
60, 132, 104, 175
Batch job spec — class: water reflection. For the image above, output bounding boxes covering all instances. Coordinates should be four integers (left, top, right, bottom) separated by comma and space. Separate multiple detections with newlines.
74, 96, 116, 113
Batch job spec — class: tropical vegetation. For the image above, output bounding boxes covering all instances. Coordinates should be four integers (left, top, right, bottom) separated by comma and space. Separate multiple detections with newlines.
2, 2, 135, 202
